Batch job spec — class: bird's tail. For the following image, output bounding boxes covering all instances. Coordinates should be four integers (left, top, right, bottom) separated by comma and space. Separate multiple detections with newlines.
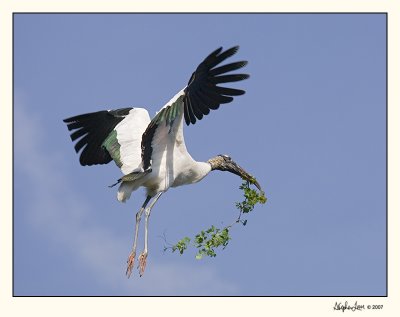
108, 168, 152, 188
117, 182, 135, 203
112, 168, 152, 202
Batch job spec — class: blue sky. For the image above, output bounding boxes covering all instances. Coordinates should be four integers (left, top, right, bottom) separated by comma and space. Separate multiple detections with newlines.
13, 14, 386, 296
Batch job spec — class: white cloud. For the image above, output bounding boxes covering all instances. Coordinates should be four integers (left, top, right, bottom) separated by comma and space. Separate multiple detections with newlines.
14, 95, 239, 295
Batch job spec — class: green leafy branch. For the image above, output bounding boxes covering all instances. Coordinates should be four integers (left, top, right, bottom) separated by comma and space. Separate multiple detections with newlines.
163, 178, 267, 259
236, 178, 267, 214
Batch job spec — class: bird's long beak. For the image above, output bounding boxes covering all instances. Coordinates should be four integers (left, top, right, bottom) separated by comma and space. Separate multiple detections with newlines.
226, 161, 262, 191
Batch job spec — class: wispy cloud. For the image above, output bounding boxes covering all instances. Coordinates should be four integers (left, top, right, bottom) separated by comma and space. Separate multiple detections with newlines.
14, 93, 239, 295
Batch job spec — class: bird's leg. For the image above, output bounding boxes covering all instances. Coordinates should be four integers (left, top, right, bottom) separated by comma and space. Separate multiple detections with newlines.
138, 192, 163, 277
126, 195, 151, 278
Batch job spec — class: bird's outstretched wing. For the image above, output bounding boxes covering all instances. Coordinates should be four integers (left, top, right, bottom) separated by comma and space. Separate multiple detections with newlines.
141, 46, 249, 170
183, 45, 249, 125
63, 108, 151, 174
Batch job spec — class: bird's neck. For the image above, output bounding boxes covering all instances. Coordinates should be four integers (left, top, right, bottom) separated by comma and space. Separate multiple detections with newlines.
191, 161, 212, 183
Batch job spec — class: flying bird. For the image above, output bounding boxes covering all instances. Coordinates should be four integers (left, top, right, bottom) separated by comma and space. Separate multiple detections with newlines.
63, 46, 261, 277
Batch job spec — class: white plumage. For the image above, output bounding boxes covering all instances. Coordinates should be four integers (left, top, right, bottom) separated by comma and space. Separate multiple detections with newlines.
114, 108, 150, 175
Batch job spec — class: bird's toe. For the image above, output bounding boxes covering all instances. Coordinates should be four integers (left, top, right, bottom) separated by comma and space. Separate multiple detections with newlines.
138, 252, 148, 277
126, 252, 136, 278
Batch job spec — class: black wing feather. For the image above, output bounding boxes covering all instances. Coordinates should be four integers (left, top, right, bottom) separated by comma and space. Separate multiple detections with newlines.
210, 74, 250, 84
191, 90, 212, 115
206, 46, 239, 69
63, 107, 133, 166
214, 86, 245, 96
209, 61, 248, 76
183, 46, 248, 125
183, 96, 192, 126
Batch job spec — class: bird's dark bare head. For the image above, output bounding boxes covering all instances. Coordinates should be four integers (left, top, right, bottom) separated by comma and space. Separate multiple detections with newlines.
208, 154, 261, 190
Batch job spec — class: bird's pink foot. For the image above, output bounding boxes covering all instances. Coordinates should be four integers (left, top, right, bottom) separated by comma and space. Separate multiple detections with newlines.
126, 252, 136, 278
138, 252, 148, 277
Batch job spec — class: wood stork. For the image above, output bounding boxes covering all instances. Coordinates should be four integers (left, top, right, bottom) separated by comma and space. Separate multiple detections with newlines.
63, 46, 261, 277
